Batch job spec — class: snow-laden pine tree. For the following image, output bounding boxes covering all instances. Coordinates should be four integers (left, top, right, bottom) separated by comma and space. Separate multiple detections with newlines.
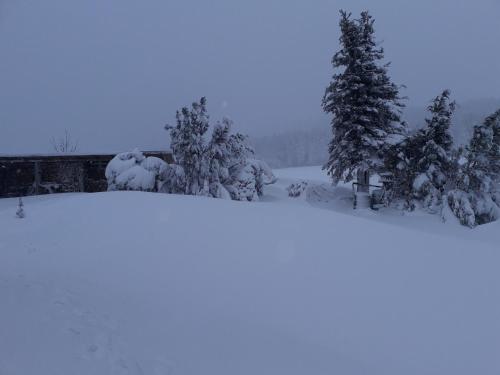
207, 118, 233, 199
224, 133, 259, 201
165, 98, 276, 200
484, 110, 500, 202
323, 10, 405, 189
445, 109, 500, 227
166, 97, 210, 195
383, 131, 425, 209
413, 90, 456, 211
466, 120, 496, 193
227, 133, 254, 174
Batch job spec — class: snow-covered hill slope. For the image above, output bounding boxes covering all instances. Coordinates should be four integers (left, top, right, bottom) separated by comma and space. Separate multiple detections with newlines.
1, 166, 499, 375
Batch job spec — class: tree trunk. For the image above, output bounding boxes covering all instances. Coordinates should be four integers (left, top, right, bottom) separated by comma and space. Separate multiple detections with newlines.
357, 168, 370, 193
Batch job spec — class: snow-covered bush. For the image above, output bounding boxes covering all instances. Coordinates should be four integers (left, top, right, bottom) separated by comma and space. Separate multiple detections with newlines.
442, 112, 500, 227
225, 162, 260, 202
113, 165, 156, 192
287, 181, 308, 198
412, 168, 444, 214
158, 163, 186, 194
224, 159, 273, 202
106, 149, 151, 191
444, 189, 500, 228
207, 118, 233, 199
470, 193, 500, 225
443, 189, 475, 227
105, 149, 184, 193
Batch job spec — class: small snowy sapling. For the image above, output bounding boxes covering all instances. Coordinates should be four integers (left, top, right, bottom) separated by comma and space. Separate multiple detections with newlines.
16, 197, 25, 219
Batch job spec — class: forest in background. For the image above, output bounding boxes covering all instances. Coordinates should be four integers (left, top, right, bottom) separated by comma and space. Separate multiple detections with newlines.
252, 98, 500, 168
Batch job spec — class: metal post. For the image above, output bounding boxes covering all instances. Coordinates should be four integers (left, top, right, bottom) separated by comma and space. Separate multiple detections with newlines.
34, 161, 41, 195
356, 168, 369, 193
78, 162, 85, 192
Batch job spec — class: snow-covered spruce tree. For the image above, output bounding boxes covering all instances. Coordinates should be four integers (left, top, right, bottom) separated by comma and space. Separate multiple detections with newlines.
165, 98, 276, 200
383, 131, 425, 209
413, 90, 455, 212
224, 133, 259, 201
158, 163, 186, 194
466, 121, 498, 222
446, 110, 500, 226
322, 10, 405, 190
166, 97, 210, 195
485, 110, 500, 203
206, 118, 232, 199
215, 131, 275, 202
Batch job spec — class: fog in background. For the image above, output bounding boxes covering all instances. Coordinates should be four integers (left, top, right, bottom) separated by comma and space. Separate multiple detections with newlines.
1, 0, 499, 154
253, 98, 500, 168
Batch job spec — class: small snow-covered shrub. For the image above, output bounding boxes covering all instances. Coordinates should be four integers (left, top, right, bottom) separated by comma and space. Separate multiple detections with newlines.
226, 162, 260, 202
16, 198, 25, 219
247, 158, 276, 197
141, 156, 166, 175
105, 149, 145, 189
114, 165, 156, 192
444, 190, 475, 228
444, 189, 500, 228
470, 193, 500, 225
158, 163, 186, 194
106, 149, 183, 193
226, 159, 276, 202
287, 181, 308, 198
412, 172, 442, 213
209, 182, 232, 200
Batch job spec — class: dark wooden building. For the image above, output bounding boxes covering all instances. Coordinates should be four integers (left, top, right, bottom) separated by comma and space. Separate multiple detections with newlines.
0, 151, 173, 198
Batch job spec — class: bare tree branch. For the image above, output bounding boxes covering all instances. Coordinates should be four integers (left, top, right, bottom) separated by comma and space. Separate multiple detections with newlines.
50, 129, 79, 153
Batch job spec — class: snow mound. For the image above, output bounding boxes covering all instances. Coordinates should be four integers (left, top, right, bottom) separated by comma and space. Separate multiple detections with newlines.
1, 165, 499, 375
105, 149, 161, 191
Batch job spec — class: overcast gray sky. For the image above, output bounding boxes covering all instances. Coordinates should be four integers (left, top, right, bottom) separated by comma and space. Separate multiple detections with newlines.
1, 0, 499, 153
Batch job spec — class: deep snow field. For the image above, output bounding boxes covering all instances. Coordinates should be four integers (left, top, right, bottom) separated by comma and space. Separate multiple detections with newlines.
1, 166, 499, 375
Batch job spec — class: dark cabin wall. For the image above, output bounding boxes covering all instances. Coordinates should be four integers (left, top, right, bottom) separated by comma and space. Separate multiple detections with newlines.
0, 152, 173, 198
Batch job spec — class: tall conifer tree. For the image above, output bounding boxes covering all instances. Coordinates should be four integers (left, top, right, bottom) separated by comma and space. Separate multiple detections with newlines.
323, 11, 405, 188
413, 90, 456, 211
166, 97, 210, 195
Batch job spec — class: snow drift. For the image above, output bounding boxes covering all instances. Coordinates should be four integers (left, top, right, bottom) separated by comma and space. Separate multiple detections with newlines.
1, 166, 499, 375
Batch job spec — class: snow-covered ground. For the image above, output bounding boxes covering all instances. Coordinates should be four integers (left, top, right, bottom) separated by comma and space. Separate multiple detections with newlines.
1, 166, 499, 375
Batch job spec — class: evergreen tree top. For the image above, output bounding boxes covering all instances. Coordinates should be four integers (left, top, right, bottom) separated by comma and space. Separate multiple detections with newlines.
323, 10, 405, 182
423, 90, 455, 152
467, 108, 500, 181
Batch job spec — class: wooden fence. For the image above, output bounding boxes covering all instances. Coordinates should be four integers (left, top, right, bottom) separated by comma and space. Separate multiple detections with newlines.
0, 151, 173, 198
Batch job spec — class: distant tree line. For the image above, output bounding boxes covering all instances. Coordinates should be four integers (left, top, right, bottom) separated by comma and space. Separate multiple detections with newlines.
252, 127, 329, 168
251, 100, 498, 170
